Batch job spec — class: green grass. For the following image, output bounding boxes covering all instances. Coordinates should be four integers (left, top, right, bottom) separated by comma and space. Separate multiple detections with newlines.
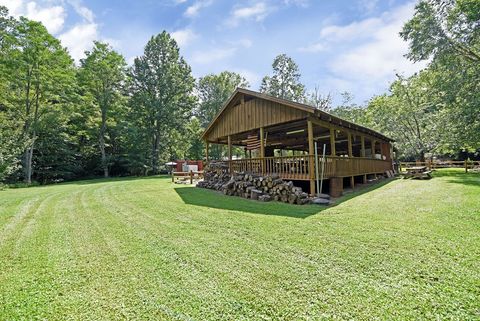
0, 169, 479, 320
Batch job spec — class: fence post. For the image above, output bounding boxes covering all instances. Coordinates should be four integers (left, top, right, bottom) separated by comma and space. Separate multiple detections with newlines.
190, 170, 193, 184
465, 160, 468, 173
172, 171, 174, 183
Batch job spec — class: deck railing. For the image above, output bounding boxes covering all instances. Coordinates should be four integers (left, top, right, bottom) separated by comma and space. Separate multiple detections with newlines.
228, 155, 392, 180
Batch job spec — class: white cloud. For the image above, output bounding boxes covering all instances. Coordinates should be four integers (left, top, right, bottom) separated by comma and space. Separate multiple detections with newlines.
327, 2, 426, 80
298, 43, 326, 53
299, 1, 426, 97
1, 0, 66, 34
192, 47, 236, 64
228, 2, 271, 27
238, 38, 253, 48
284, 0, 309, 8
67, 0, 94, 23
0, 0, 106, 62
59, 22, 98, 62
25, 2, 66, 34
0, 0, 23, 15
184, 0, 212, 17
231, 68, 261, 88
171, 28, 198, 47
358, 0, 379, 14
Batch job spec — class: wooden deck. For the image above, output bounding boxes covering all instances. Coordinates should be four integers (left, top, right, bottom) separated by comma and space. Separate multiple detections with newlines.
229, 155, 392, 181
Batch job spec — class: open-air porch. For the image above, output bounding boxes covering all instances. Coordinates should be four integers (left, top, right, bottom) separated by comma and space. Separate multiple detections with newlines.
203, 88, 394, 196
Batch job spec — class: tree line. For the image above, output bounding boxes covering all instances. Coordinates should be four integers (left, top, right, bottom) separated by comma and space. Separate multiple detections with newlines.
0, 7, 243, 185
1, 0, 479, 185
333, 0, 479, 161
0, 5, 321, 185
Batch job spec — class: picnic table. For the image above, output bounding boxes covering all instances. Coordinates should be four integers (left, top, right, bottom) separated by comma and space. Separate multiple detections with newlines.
403, 166, 432, 179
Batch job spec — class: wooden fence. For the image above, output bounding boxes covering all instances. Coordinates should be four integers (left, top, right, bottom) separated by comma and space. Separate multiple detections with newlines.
399, 160, 480, 173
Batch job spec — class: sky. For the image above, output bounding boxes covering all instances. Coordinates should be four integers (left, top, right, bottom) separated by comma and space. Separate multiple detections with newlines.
1, 0, 427, 104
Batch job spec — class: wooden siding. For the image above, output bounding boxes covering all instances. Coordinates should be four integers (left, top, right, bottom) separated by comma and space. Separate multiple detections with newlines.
205, 98, 309, 141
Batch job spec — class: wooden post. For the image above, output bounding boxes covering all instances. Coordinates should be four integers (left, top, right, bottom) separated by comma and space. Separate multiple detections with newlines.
330, 128, 336, 156
190, 170, 193, 184
205, 141, 209, 163
260, 127, 265, 174
363, 174, 367, 184
228, 135, 232, 173
361, 136, 365, 157
371, 140, 376, 159
171, 170, 174, 183
347, 132, 353, 157
465, 160, 468, 173
348, 132, 354, 189
308, 120, 315, 196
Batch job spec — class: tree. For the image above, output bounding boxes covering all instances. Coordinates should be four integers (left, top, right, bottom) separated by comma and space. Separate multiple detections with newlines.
0, 111, 24, 182
195, 71, 249, 160
366, 73, 445, 160
331, 92, 367, 125
197, 71, 249, 128
129, 31, 196, 174
184, 117, 204, 160
401, 0, 480, 64
0, 7, 22, 182
1, 16, 75, 184
78, 41, 127, 177
401, 0, 480, 153
260, 54, 305, 102
305, 85, 332, 111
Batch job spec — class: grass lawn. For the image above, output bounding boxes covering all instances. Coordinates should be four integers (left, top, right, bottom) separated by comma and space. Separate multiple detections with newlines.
0, 169, 479, 320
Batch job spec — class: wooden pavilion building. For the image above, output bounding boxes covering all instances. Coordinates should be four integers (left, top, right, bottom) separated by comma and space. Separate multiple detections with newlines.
202, 88, 393, 197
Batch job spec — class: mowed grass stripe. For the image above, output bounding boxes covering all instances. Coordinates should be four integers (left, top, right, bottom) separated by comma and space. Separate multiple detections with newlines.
0, 169, 478, 319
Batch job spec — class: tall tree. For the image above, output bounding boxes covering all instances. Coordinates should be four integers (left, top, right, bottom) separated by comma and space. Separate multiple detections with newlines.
260, 54, 305, 102
306, 85, 332, 111
331, 92, 367, 125
129, 31, 195, 174
197, 71, 249, 128
401, 0, 480, 64
78, 41, 127, 177
196, 71, 249, 160
366, 73, 445, 160
184, 117, 204, 160
401, 0, 480, 152
2, 16, 75, 184
0, 7, 21, 182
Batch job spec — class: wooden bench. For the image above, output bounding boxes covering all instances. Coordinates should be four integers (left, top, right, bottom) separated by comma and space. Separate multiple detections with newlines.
172, 171, 204, 184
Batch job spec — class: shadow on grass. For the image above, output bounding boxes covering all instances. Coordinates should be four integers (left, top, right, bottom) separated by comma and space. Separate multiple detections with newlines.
174, 178, 396, 218
432, 168, 480, 188
334, 178, 398, 204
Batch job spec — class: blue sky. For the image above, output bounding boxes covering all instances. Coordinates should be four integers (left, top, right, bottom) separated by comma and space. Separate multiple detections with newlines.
1, 0, 426, 104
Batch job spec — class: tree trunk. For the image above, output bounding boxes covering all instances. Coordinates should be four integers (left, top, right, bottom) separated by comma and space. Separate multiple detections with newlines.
23, 146, 33, 184
99, 107, 109, 178
99, 134, 108, 177
24, 80, 40, 185
151, 130, 160, 175
419, 150, 425, 162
